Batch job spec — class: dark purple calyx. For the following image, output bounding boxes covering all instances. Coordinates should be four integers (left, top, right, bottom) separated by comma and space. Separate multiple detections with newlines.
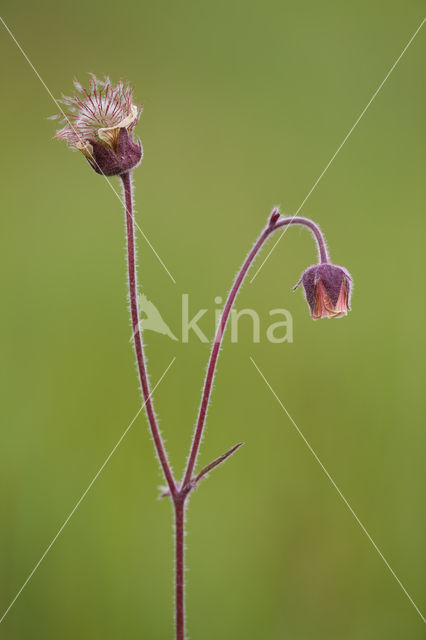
86, 128, 142, 176
294, 263, 352, 313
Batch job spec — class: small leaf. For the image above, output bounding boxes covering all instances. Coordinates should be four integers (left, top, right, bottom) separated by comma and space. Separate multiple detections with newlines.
193, 442, 244, 487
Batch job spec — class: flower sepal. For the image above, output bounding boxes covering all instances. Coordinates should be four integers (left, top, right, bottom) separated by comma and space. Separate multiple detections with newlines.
295, 263, 352, 320
81, 128, 142, 176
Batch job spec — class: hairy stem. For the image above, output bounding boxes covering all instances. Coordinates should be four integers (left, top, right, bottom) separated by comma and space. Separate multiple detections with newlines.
121, 194, 328, 640
183, 213, 328, 486
121, 171, 176, 496
174, 500, 185, 640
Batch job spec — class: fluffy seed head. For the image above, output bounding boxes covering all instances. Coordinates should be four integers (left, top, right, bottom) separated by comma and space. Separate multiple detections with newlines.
49, 74, 143, 175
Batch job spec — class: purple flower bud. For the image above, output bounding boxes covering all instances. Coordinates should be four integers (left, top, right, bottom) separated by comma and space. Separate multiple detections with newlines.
50, 75, 142, 176
294, 263, 352, 320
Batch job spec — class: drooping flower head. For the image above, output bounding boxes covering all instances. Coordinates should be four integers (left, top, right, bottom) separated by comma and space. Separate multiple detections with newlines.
49, 75, 142, 176
294, 263, 352, 320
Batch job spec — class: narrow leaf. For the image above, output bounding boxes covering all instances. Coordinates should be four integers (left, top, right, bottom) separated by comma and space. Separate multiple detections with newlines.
193, 442, 244, 486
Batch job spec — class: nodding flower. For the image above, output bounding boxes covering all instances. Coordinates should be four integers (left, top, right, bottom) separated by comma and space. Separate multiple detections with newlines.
295, 263, 352, 320
49, 74, 142, 176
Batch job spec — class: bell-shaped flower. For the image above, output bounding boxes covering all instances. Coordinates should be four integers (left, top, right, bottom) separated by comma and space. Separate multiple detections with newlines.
295, 263, 352, 319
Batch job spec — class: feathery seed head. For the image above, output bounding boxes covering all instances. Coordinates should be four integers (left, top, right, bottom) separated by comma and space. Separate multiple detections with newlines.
49, 75, 143, 175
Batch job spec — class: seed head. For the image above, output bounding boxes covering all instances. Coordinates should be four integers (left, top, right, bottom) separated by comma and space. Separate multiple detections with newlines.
294, 263, 352, 320
49, 74, 142, 176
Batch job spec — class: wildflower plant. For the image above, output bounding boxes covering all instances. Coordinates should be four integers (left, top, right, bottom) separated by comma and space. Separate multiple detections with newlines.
51, 75, 352, 640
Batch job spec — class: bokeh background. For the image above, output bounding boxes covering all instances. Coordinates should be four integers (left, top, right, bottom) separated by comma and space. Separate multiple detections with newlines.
1, 1, 425, 638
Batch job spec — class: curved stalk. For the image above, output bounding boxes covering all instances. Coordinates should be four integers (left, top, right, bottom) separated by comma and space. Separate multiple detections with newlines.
183, 213, 329, 487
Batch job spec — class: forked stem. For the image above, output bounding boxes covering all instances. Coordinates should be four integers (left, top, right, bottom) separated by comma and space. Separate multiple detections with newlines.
122, 192, 329, 640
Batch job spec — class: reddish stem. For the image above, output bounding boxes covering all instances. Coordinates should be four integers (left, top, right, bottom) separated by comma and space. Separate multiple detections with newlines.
121, 189, 328, 640
174, 500, 185, 640
183, 214, 328, 486
121, 171, 176, 497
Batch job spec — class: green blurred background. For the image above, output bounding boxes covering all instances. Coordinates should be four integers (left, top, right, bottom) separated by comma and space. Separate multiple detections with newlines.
1, 1, 425, 638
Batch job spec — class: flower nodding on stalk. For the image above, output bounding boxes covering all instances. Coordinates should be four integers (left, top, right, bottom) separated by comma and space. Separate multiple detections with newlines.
49, 75, 142, 176
295, 263, 352, 320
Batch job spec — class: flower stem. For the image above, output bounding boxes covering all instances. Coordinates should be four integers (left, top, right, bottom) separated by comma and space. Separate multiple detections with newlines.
183, 214, 328, 486
174, 500, 185, 640
121, 193, 328, 640
121, 171, 176, 497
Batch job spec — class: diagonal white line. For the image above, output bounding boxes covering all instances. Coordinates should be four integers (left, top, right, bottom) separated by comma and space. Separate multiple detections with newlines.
0, 357, 176, 625
0, 15, 176, 284
250, 356, 426, 624
250, 18, 426, 283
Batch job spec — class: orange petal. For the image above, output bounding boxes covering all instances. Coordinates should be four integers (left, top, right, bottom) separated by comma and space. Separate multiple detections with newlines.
313, 281, 348, 319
